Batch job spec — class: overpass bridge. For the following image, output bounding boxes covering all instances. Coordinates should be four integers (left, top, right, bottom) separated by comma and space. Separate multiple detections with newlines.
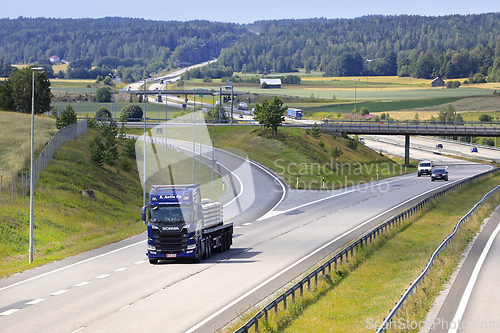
317, 121, 500, 166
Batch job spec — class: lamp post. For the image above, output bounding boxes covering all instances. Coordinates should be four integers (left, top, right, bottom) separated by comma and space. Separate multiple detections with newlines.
29, 67, 45, 264
58, 82, 61, 117
470, 113, 473, 144
352, 78, 360, 124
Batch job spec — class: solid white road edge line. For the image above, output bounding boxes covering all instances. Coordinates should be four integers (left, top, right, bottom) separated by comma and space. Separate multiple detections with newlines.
0, 240, 145, 292
447, 216, 500, 333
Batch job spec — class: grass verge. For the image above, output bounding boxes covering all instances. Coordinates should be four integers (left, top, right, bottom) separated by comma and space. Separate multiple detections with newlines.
227, 171, 500, 333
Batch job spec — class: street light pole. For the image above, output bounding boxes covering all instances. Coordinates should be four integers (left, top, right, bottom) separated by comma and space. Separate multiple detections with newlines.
58, 82, 61, 117
29, 67, 45, 264
470, 113, 473, 144
352, 78, 360, 124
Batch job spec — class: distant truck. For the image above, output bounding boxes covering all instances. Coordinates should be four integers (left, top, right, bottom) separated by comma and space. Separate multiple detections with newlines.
287, 108, 302, 119
143, 185, 233, 264
237, 102, 248, 110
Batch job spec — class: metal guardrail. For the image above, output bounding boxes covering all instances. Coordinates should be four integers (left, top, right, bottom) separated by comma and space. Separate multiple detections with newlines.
234, 168, 496, 333
375, 174, 500, 333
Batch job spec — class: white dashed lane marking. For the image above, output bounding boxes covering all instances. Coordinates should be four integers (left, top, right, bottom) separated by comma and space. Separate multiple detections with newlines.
26, 299, 45, 305
0, 309, 20, 316
1, 262, 134, 317
114, 267, 129, 272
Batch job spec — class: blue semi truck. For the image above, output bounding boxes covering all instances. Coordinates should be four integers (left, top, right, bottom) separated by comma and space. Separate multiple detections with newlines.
287, 108, 302, 119
142, 185, 233, 264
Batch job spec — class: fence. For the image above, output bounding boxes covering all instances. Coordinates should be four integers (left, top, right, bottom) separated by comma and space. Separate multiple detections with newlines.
0, 120, 87, 203
234, 168, 496, 333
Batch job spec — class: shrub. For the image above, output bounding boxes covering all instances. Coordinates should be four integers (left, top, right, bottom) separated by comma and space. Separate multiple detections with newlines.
345, 138, 358, 150
120, 104, 143, 121
95, 87, 112, 102
481, 138, 495, 146
479, 114, 492, 122
95, 107, 111, 120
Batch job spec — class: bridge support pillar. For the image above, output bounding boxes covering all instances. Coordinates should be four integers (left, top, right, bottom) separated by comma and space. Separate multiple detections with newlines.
405, 135, 410, 167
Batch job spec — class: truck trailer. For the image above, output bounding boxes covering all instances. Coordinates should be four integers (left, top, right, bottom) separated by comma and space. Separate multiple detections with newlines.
287, 108, 302, 119
143, 185, 233, 264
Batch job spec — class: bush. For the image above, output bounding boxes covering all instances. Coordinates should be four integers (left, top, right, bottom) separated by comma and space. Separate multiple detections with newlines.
120, 104, 143, 121
481, 138, 495, 146
479, 114, 493, 122
345, 138, 358, 150
95, 107, 111, 120
95, 87, 112, 102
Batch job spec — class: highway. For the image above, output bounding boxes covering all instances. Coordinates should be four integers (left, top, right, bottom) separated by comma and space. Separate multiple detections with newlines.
0, 135, 495, 333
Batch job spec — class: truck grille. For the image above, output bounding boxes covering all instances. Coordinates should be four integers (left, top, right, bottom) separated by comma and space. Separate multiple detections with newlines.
152, 229, 188, 253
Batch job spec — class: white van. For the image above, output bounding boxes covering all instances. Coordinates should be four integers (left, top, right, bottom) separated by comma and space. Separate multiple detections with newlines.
417, 160, 434, 177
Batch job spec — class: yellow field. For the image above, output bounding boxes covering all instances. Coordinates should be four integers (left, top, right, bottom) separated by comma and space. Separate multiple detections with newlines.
52, 63, 69, 73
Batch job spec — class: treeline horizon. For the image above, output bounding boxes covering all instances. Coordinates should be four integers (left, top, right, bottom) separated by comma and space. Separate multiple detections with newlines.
1, 14, 500, 83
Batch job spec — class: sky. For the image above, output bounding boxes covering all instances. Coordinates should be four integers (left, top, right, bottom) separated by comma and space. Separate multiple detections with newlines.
2, 0, 500, 24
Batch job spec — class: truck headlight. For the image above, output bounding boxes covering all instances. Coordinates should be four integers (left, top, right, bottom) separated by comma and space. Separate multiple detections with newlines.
147, 244, 155, 251
187, 244, 197, 250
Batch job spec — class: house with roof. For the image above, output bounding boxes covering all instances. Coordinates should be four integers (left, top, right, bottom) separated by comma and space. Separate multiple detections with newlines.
49, 55, 60, 63
260, 78, 282, 89
431, 77, 444, 87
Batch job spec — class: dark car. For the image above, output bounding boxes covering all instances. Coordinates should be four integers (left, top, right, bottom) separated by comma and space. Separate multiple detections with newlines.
431, 168, 448, 181
436, 143, 443, 148
471, 147, 478, 153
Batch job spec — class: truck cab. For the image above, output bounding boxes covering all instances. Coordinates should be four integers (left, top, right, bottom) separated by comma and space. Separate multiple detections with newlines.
143, 185, 203, 263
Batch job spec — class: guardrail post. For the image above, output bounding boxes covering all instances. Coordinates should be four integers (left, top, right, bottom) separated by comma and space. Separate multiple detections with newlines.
300, 282, 303, 297
283, 294, 287, 310
255, 317, 259, 332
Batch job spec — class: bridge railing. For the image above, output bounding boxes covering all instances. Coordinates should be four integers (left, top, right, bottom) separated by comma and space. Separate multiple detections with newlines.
318, 120, 500, 135
234, 168, 496, 333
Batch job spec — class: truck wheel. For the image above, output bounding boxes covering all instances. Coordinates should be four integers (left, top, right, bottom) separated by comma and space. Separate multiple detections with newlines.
226, 232, 232, 249
149, 259, 158, 264
203, 236, 211, 259
216, 233, 224, 253
193, 248, 202, 263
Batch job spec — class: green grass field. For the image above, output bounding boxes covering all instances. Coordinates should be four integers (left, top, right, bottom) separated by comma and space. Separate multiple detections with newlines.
0, 111, 57, 178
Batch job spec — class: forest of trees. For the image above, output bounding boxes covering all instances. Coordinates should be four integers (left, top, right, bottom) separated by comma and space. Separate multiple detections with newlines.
0, 17, 248, 82
2, 14, 500, 83
216, 14, 500, 81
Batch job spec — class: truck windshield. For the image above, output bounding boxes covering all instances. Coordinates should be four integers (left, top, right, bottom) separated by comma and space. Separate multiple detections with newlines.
150, 205, 194, 223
